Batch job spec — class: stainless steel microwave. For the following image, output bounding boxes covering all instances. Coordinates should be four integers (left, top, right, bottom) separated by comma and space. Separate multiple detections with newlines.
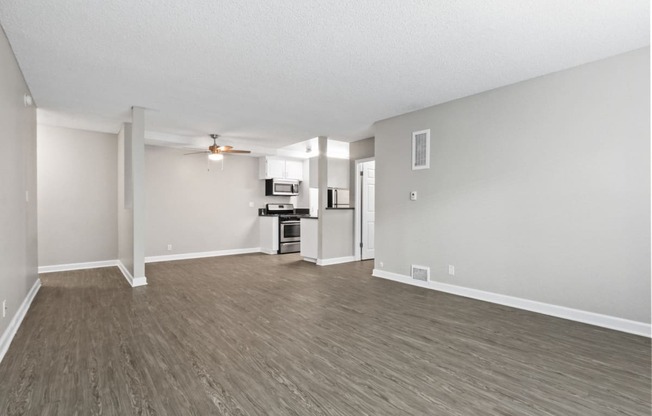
265, 179, 299, 196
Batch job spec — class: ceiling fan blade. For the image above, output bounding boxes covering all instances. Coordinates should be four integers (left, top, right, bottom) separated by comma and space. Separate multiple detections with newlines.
184, 151, 210, 155
217, 145, 233, 151
222, 149, 251, 154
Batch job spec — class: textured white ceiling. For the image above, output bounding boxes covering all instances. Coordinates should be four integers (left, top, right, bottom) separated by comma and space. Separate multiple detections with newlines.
1, 0, 649, 149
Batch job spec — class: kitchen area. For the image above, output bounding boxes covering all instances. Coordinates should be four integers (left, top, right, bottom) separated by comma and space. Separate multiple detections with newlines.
257, 137, 358, 265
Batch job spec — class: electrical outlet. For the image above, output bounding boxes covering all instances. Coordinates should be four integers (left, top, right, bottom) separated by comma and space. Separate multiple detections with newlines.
448, 265, 455, 276
2, 300, 6, 318
410, 191, 417, 201
167, 244, 172, 251
249, 201, 254, 207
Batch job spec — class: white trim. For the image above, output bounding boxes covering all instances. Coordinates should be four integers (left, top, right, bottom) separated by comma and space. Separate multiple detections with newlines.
354, 162, 361, 261
145, 247, 262, 263
260, 248, 277, 255
0, 278, 41, 364
317, 256, 356, 266
38, 259, 147, 288
117, 260, 147, 287
117, 260, 133, 285
302, 257, 317, 264
38, 259, 118, 274
372, 269, 651, 338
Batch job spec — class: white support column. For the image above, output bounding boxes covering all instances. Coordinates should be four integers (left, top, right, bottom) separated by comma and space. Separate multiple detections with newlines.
316, 136, 328, 261
117, 108, 147, 287
130, 107, 147, 286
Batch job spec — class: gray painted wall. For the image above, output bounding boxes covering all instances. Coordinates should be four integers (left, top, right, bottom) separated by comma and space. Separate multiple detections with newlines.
37, 125, 117, 266
0, 26, 38, 337
349, 137, 375, 160
145, 146, 285, 257
321, 210, 354, 259
374, 47, 650, 323
36, 133, 292, 265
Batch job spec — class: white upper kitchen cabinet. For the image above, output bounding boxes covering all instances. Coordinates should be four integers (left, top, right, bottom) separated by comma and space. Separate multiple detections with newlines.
259, 156, 304, 180
284, 160, 303, 180
267, 158, 286, 178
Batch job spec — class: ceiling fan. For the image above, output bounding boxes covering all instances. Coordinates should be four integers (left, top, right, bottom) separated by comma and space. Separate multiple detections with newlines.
185, 134, 251, 160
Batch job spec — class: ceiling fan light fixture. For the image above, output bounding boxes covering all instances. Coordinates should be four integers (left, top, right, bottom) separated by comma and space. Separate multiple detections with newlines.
184, 134, 251, 159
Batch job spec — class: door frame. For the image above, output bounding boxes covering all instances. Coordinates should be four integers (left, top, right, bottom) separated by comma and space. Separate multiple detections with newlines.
354, 157, 375, 261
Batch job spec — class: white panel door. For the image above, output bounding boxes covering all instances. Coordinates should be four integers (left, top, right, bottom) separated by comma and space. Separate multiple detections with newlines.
361, 161, 375, 260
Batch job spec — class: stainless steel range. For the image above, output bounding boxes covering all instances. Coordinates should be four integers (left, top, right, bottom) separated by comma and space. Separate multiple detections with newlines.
265, 203, 308, 254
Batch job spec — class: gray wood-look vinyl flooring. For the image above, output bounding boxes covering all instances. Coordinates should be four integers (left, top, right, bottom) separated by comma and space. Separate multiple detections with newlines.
0, 253, 649, 415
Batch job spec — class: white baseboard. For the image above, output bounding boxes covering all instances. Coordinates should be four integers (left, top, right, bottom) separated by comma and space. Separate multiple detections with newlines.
131, 276, 147, 287
117, 261, 147, 287
260, 248, 277, 255
38, 259, 118, 274
317, 256, 356, 266
117, 260, 133, 285
38, 259, 147, 287
145, 247, 262, 263
0, 278, 41, 364
372, 269, 651, 338
302, 257, 317, 264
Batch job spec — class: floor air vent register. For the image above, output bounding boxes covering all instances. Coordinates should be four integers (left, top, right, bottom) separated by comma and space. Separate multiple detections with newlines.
411, 265, 430, 282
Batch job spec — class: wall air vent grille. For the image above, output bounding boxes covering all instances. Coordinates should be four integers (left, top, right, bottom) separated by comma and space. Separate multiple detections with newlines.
412, 129, 430, 170
411, 265, 430, 282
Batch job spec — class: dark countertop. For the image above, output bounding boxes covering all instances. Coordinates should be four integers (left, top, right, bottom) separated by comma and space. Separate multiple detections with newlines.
259, 214, 315, 218
300, 216, 318, 219
259, 207, 311, 217
325, 207, 354, 210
